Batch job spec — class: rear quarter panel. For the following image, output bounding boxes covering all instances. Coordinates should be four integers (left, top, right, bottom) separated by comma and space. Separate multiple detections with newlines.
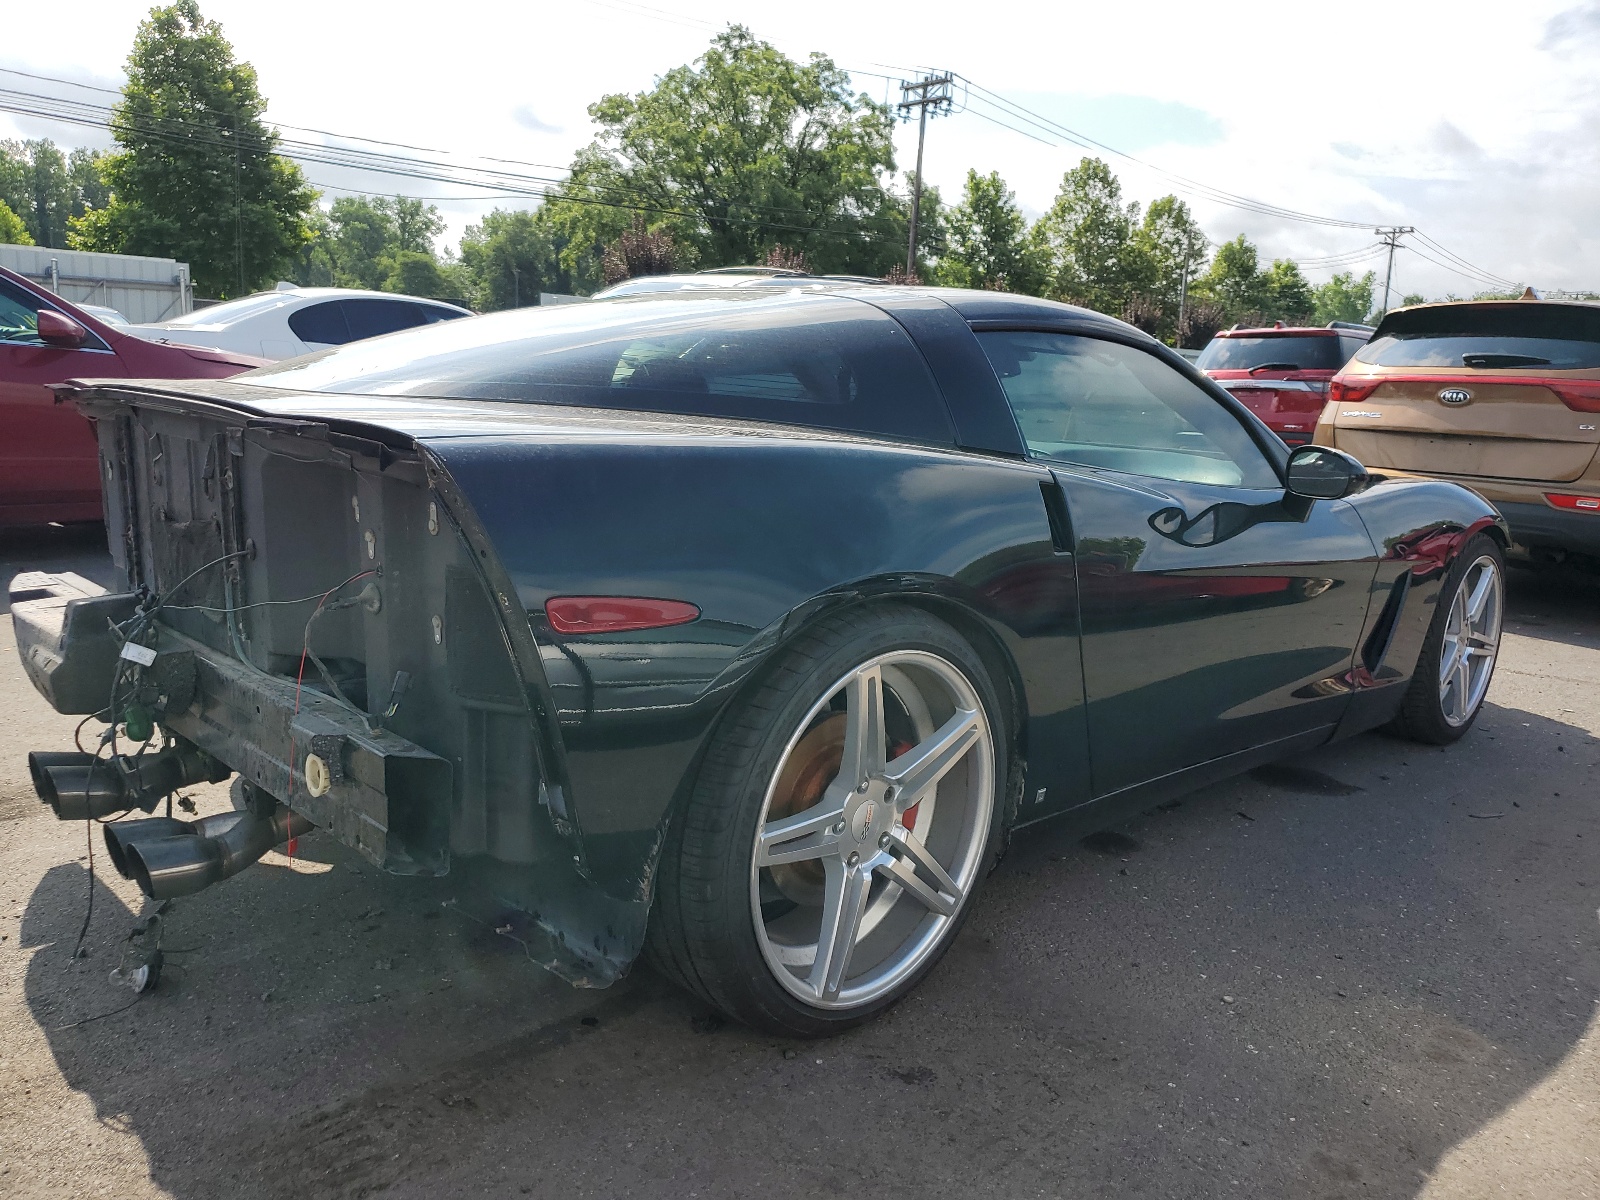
423, 430, 1090, 887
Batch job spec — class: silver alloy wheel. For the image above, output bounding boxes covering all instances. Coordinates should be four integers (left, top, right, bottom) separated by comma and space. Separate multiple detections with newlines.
749, 650, 995, 1010
1439, 553, 1503, 727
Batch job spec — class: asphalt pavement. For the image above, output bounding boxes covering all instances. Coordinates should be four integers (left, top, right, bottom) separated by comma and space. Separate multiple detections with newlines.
1, 523, 1596, 1200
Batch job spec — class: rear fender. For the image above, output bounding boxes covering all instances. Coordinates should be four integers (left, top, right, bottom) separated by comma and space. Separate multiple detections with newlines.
423, 433, 1089, 927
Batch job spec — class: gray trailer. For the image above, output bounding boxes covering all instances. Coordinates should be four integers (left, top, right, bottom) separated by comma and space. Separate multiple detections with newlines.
0, 244, 191, 323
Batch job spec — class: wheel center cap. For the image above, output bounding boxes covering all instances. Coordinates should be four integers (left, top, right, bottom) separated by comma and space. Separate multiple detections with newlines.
848, 798, 877, 843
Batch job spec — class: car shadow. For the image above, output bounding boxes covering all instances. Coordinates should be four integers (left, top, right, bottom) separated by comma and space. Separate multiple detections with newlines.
17, 697, 1597, 1199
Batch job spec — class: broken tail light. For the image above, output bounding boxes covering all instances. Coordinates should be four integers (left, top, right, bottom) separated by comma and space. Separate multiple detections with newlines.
545, 596, 701, 634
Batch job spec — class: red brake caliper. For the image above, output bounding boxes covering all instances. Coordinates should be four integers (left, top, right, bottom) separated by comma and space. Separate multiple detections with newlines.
890, 740, 918, 832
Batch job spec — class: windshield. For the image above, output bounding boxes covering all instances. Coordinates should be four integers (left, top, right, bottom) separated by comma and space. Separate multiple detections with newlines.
1355, 303, 1600, 369
163, 293, 296, 327
243, 291, 954, 443
1196, 334, 1347, 372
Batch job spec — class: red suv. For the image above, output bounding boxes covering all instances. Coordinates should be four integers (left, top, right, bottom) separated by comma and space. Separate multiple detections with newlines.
1, 266, 264, 527
1197, 322, 1372, 447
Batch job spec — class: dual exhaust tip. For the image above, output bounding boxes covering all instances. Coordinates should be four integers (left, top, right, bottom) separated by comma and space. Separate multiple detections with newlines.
28, 746, 309, 901
28, 745, 230, 821
102, 806, 312, 900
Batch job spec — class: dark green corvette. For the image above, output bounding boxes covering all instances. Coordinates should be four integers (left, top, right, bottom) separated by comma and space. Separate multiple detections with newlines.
14, 284, 1507, 1036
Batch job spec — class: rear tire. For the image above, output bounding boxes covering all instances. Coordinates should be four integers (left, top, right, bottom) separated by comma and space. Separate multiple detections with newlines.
1388, 533, 1505, 744
646, 605, 1009, 1038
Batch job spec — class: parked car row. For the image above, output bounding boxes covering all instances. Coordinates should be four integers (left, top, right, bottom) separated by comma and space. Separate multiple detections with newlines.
0, 267, 471, 526
6, 259, 1599, 571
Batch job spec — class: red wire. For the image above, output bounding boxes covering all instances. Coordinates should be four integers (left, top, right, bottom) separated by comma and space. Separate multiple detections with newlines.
282, 569, 375, 858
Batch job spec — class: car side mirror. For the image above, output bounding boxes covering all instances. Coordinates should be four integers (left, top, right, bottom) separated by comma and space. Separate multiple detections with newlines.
36, 309, 89, 348
1285, 445, 1370, 501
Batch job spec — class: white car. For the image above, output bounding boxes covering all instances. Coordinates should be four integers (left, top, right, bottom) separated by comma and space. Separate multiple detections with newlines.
127, 285, 473, 360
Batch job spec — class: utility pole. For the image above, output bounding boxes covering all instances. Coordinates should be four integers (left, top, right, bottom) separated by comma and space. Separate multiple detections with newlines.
1376, 226, 1414, 317
897, 72, 953, 277
232, 115, 244, 296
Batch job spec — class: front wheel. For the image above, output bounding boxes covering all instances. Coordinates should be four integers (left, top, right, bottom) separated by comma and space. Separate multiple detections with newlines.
646, 605, 1007, 1037
1389, 533, 1506, 744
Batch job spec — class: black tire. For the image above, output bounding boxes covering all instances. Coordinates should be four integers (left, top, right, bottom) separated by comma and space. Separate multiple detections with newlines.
1387, 533, 1506, 744
645, 604, 1011, 1038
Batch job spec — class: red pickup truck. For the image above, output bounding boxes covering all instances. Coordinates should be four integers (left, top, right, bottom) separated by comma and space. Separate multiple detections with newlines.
1197, 322, 1372, 447
0, 265, 263, 527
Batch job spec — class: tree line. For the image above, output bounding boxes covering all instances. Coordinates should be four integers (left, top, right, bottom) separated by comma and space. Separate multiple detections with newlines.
3, 3, 1445, 342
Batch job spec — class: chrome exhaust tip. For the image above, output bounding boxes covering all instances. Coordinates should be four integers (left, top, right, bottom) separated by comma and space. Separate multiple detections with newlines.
28, 751, 98, 812
27, 742, 230, 822
31, 756, 131, 821
123, 805, 312, 901
103, 817, 198, 880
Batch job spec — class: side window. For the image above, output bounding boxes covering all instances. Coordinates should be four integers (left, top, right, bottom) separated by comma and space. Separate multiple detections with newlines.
420, 304, 467, 324
342, 298, 428, 341
0, 278, 45, 345
287, 301, 350, 346
979, 331, 1280, 489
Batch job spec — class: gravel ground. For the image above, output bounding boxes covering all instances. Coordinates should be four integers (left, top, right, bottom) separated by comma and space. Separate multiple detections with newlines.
1, 523, 1595, 1200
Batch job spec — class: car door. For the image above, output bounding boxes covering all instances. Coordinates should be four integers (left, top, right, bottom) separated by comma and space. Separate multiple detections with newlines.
0, 276, 124, 522
976, 329, 1378, 798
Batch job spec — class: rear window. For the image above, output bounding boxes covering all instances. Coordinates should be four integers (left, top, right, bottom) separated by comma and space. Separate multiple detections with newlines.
1195, 334, 1346, 372
244, 292, 955, 444
1355, 304, 1600, 369
287, 300, 349, 345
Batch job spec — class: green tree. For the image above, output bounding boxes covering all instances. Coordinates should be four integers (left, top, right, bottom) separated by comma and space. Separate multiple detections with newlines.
937, 169, 1042, 293
1134, 195, 1206, 301
1030, 157, 1154, 312
1399, 291, 1427, 307
546, 26, 908, 289
383, 250, 456, 299
1312, 270, 1376, 324
68, 0, 316, 297
0, 199, 33, 245
1261, 259, 1316, 322
382, 195, 443, 256
324, 196, 397, 289
294, 195, 451, 291
458, 207, 570, 310
1128, 194, 1208, 341
1192, 234, 1267, 320
0, 140, 110, 248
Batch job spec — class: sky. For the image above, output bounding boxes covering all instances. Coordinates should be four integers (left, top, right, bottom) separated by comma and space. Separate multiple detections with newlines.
4, 0, 1599, 299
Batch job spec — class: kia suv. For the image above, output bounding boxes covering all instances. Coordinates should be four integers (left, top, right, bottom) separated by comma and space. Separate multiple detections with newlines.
1197, 323, 1372, 446
1316, 299, 1600, 566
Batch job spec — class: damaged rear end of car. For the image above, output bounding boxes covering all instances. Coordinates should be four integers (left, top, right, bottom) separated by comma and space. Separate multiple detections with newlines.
13, 380, 638, 985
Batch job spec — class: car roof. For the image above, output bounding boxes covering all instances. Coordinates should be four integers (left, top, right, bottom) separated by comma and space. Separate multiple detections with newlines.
935, 289, 1149, 337
1216, 325, 1339, 338
267, 286, 465, 305
1383, 297, 1600, 316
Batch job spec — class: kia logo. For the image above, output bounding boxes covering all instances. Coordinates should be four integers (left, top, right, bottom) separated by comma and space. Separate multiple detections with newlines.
1439, 388, 1473, 406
